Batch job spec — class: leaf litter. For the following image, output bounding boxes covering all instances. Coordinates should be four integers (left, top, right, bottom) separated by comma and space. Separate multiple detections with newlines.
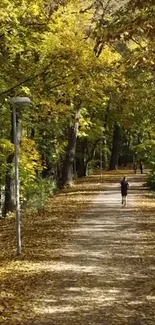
0, 170, 155, 324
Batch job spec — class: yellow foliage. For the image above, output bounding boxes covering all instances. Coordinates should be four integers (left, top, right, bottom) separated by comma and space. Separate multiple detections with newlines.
0, 139, 14, 155
21, 137, 42, 176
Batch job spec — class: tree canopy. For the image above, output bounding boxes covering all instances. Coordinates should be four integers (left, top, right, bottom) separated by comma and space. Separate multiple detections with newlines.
0, 0, 155, 215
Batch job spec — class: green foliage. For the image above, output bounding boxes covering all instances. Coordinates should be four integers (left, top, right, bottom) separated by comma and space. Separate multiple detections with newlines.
0, 0, 155, 209
133, 140, 155, 165
147, 168, 155, 190
22, 176, 56, 213
0, 138, 14, 182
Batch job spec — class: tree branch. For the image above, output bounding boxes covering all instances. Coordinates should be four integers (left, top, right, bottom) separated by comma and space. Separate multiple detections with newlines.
130, 37, 146, 50
80, 2, 95, 13
0, 64, 52, 97
0, 55, 63, 98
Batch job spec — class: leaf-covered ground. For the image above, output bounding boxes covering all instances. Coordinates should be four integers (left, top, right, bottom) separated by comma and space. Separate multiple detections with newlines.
0, 170, 155, 325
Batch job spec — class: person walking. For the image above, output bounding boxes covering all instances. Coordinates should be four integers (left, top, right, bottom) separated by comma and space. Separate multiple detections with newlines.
139, 162, 144, 174
120, 176, 129, 206
133, 162, 137, 174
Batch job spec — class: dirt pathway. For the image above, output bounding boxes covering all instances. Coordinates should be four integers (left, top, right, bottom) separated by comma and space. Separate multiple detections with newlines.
1, 172, 155, 325
32, 173, 155, 325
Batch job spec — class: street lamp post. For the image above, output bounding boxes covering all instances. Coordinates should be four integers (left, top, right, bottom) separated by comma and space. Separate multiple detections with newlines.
11, 97, 31, 255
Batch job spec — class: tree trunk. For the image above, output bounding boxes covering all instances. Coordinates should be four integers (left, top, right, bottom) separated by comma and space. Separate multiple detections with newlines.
109, 122, 121, 170
76, 156, 87, 178
102, 138, 108, 169
60, 104, 81, 187
76, 139, 87, 178
2, 107, 22, 217
102, 101, 110, 169
76, 139, 99, 178
2, 153, 15, 217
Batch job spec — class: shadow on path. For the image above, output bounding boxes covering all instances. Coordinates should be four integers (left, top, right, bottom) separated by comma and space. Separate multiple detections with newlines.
1, 171, 155, 325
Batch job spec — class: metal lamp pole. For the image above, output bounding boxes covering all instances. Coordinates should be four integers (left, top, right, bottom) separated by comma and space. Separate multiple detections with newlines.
11, 97, 31, 255
12, 102, 21, 255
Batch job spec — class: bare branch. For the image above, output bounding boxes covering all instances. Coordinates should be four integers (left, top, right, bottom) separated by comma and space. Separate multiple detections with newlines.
0, 62, 53, 98
79, 2, 95, 13
130, 37, 146, 50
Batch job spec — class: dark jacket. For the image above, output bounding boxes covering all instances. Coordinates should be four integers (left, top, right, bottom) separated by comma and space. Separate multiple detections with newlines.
121, 180, 129, 196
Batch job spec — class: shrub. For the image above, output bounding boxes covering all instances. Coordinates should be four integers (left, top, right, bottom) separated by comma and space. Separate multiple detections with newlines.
21, 176, 56, 213
147, 167, 155, 190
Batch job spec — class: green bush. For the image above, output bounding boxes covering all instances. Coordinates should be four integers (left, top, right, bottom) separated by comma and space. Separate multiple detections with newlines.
21, 176, 56, 213
147, 167, 155, 190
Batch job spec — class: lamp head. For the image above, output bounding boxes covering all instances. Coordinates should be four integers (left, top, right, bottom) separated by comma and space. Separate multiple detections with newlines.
12, 97, 31, 105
